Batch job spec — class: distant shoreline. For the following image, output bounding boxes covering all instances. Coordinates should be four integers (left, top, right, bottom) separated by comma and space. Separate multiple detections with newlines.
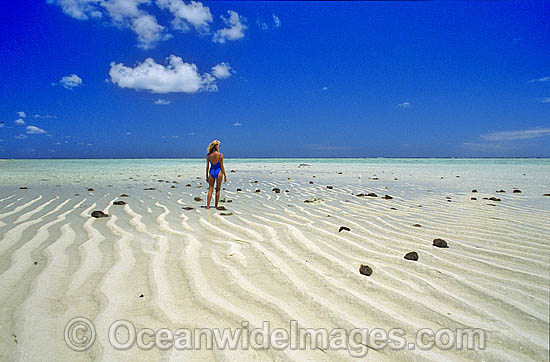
2, 157, 550, 160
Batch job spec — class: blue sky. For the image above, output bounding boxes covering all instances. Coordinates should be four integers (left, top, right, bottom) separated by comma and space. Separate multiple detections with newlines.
0, 0, 549, 158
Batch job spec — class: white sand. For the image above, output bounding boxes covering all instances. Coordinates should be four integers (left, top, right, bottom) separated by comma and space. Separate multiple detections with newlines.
0, 159, 549, 361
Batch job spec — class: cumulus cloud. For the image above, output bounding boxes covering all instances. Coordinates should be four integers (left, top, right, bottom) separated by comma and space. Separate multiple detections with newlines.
213, 10, 246, 43
49, 0, 170, 49
233, 122, 242, 126
528, 76, 550, 83
481, 128, 550, 141
154, 98, 171, 105
322, 86, 328, 91
15, 119, 25, 125
540, 97, 550, 103
33, 114, 57, 119
397, 101, 411, 109
15, 134, 28, 139
211, 62, 232, 79
109, 55, 226, 93
273, 14, 281, 28
156, 0, 212, 31
17, 111, 26, 118
26, 125, 47, 134
58, 74, 83, 89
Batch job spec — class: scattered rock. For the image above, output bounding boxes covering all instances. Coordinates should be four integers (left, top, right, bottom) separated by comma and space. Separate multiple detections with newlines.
298, 163, 310, 167
513, 189, 522, 193
485, 197, 501, 201
487, 203, 497, 206
19, 187, 28, 190
413, 224, 421, 227
182, 207, 194, 210
471, 197, 477, 200
404, 251, 419, 261
472, 189, 478, 193
173, 181, 178, 183
359, 264, 373, 276
326, 185, 333, 189
91, 210, 108, 218
230, 170, 236, 173
236, 188, 242, 192
186, 184, 191, 187
390, 207, 398, 210
383, 195, 393, 200
144, 188, 155, 190
337, 172, 342, 174
194, 196, 202, 202
33, 261, 37, 265
170, 185, 176, 188
253, 180, 258, 183
272, 188, 281, 193
372, 177, 379, 180
255, 189, 261, 193
544, 194, 550, 196
339, 226, 351, 232
304, 197, 323, 203
285, 190, 290, 193
309, 181, 314, 184
87, 188, 94, 192
113, 201, 126, 206
356, 193, 366, 197
220, 212, 233, 216
367, 192, 378, 197
445, 196, 452, 199
120, 194, 128, 197
216, 206, 227, 211
496, 189, 506, 193
433, 238, 448, 248
139, 294, 144, 298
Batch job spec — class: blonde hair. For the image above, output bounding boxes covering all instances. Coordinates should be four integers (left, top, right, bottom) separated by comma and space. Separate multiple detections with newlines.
207, 140, 221, 154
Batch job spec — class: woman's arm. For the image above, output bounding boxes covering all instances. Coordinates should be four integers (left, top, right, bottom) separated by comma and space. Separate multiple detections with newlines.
220, 153, 227, 183
205, 155, 210, 182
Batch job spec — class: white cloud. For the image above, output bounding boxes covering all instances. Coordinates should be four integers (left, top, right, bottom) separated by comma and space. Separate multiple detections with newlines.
322, 86, 328, 91
528, 76, 550, 83
132, 14, 170, 49
26, 125, 47, 134
540, 97, 550, 103
33, 114, 57, 119
211, 62, 232, 79
154, 98, 171, 105
273, 14, 281, 28
17, 111, 26, 118
397, 101, 411, 109
47, 0, 103, 20
256, 18, 268, 30
59, 74, 83, 89
15, 119, 25, 125
233, 122, 242, 126
109, 55, 223, 93
156, 0, 212, 31
212, 10, 246, 43
15, 134, 28, 139
481, 128, 550, 141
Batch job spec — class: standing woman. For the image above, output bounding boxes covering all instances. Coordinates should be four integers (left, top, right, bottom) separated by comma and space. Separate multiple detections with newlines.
205, 140, 227, 209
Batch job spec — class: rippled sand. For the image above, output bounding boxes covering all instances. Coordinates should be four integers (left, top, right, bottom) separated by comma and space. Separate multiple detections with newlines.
0, 159, 549, 361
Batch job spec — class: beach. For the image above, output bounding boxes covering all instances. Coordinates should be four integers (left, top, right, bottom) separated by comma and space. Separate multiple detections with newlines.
0, 158, 549, 361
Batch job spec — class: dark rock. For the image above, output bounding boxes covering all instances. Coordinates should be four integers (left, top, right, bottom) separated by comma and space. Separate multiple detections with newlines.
285, 190, 290, 193
216, 206, 227, 211
339, 226, 351, 232
230, 170, 236, 173
356, 193, 366, 197
367, 192, 378, 197
144, 188, 155, 190
383, 195, 393, 200
173, 181, 178, 183
309, 181, 314, 184
413, 224, 421, 227
298, 163, 310, 167
487, 203, 497, 206
91, 210, 108, 218
337, 172, 342, 174
326, 186, 333, 189
113, 201, 126, 205
182, 207, 194, 210
19, 187, 28, 190
194, 196, 202, 202
544, 194, 550, 196
359, 264, 373, 276
253, 180, 258, 183
220, 212, 233, 216
390, 207, 398, 210
304, 197, 322, 203
394, 178, 398, 180
34, 261, 37, 265
496, 189, 506, 193
236, 188, 242, 192
445, 196, 452, 199
513, 189, 521, 193
186, 184, 191, 187
372, 177, 379, 180
488, 197, 501, 201
87, 188, 94, 192
471, 197, 477, 200
139, 294, 144, 298
170, 185, 176, 188
255, 189, 261, 193
272, 188, 281, 193
404, 251, 419, 261
120, 194, 128, 197
433, 238, 448, 248
472, 189, 478, 193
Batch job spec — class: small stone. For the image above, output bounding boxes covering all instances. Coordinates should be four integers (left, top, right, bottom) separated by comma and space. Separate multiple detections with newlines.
309, 181, 314, 184
220, 212, 233, 216
472, 189, 478, 193
337, 172, 342, 174
471, 197, 477, 200
255, 189, 261, 193
144, 187, 155, 190
356, 193, 366, 197
216, 206, 227, 211
326, 185, 333, 189
139, 294, 144, 298
390, 207, 398, 210
87, 188, 94, 192
91, 210, 108, 218
113, 201, 126, 205
513, 189, 521, 193
496, 189, 506, 193
253, 180, 258, 183
433, 238, 448, 248
372, 177, 379, 180
413, 224, 421, 227
230, 170, 236, 173
304, 197, 322, 203
182, 207, 194, 210
285, 190, 290, 193
367, 192, 378, 197
170, 185, 176, 188
33, 261, 37, 265
272, 188, 281, 193
338, 226, 351, 232
194, 196, 202, 202
120, 194, 128, 197
359, 264, 372, 276
236, 188, 242, 192
544, 194, 550, 196
383, 195, 393, 200
186, 184, 191, 187
19, 186, 28, 190
404, 251, 418, 261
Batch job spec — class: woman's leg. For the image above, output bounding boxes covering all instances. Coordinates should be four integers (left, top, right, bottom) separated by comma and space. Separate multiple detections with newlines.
214, 173, 223, 208
206, 175, 215, 209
